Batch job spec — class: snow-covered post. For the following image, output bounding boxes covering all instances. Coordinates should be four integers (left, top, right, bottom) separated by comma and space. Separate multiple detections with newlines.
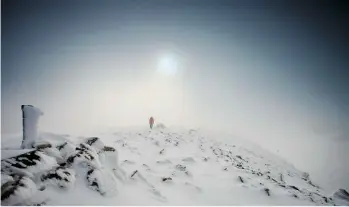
21, 105, 43, 149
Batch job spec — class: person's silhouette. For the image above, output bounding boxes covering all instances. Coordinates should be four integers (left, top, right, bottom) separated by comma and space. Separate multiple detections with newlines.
149, 117, 154, 129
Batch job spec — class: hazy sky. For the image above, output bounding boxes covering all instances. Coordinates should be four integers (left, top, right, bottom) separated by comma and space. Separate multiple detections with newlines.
2, 0, 349, 191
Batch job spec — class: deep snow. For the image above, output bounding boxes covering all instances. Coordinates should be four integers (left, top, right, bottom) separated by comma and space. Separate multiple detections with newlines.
1, 126, 348, 206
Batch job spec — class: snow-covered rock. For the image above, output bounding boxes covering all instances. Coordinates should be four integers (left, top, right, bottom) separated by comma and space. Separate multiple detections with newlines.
1, 176, 37, 206
86, 168, 118, 196
98, 146, 118, 170
40, 166, 76, 189
56, 141, 76, 159
1, 150, 58, 178
82, 137, 104, 151
66, 144, 101, 169
1, 127, 347, 205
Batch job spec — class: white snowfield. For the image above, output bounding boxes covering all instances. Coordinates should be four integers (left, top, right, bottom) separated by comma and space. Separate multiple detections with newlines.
1, 127, 349, 206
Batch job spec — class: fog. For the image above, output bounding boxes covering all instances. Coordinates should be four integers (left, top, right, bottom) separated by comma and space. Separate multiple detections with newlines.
2, 0, 348, 192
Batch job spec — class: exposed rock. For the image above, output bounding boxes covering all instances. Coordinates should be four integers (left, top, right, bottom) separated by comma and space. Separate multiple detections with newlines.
322, 196, 329, 203
130, 170, 138, 178
288, 185, 301, 192
236, 155, 244, 161
162, 177, 172, 182
101, 146, 116, 152
264, 188, 270, 196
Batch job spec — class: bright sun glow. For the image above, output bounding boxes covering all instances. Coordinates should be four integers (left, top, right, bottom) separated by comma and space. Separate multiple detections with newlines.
157, 55, 178, 76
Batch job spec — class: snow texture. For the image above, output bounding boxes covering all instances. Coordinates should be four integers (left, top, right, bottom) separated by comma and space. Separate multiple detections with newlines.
21, 105, 43, 149
1, 127, 348, 205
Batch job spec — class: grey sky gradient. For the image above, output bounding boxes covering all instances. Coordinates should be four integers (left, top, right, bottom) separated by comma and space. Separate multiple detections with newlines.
2, 0, 349, 192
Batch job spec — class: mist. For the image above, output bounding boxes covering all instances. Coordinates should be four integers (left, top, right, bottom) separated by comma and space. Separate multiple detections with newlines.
2, 0, 348, 193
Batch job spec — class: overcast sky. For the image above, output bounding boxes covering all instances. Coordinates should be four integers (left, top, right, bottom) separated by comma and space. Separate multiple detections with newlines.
2, 0, 349, 192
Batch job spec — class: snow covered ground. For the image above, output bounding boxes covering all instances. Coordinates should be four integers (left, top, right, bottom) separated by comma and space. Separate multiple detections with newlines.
1, 126, 349, 205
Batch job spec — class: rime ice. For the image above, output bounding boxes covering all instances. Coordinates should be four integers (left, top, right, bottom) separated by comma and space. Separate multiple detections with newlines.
21, 105, 43, 149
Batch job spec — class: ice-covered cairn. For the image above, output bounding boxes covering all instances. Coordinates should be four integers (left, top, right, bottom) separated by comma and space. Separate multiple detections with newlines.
21, 105, 43, 149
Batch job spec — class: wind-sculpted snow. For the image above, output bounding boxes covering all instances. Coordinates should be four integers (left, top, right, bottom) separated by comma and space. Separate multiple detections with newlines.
1, 128, 346, 205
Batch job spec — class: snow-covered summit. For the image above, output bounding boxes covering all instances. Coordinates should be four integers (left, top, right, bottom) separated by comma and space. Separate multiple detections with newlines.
1, 127, 348, 205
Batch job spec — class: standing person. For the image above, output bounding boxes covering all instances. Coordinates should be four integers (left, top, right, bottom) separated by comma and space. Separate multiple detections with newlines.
149, 116, 154, 129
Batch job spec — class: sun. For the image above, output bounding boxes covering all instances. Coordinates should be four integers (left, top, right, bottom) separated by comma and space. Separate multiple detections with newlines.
157, 55, 178, 76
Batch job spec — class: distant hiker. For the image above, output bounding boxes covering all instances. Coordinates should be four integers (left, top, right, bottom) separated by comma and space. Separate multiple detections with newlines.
149, 117, 154, 129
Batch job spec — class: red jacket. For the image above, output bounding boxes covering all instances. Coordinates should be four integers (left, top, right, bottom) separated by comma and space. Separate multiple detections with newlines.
149, 117, 154, 125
